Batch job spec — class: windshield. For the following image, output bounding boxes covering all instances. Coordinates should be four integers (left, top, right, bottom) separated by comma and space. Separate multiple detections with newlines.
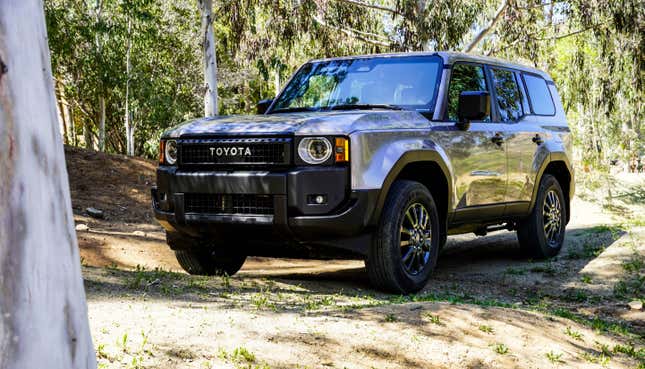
270, 55, 442, 113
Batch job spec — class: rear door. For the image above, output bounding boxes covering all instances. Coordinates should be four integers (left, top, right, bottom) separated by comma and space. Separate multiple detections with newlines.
488, 68, 544, 216
504, 72, 556, 215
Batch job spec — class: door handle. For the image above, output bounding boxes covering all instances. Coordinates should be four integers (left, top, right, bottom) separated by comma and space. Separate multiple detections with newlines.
491, 133, 504, 146
532, 134, 543, 145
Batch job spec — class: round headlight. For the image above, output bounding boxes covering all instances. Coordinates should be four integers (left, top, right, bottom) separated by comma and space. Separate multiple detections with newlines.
298, 137, 332, 164
165, 140, 178, 165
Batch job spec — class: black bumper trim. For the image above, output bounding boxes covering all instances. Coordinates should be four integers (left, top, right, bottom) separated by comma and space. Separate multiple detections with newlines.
152, 188, 377, 240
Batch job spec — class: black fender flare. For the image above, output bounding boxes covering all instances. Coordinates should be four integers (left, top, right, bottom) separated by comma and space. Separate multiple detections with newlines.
367, 150, 454, 227
529, 152, 574, 216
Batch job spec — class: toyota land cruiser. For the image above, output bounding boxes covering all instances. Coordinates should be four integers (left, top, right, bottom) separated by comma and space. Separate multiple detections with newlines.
152, 52, 574, 293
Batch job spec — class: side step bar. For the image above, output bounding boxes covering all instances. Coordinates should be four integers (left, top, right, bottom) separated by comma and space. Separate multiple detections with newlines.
474, 222, 516, 236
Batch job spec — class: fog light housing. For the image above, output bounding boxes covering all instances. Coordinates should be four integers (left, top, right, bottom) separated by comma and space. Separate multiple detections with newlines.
307, 194, 327, 205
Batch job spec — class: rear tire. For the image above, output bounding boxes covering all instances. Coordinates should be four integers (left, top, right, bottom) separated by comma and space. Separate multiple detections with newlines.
517, 174, 567, 259
365, 180, 441, 294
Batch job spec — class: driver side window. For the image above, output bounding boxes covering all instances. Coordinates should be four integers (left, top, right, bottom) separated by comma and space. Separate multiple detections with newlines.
446, 64, 490, 122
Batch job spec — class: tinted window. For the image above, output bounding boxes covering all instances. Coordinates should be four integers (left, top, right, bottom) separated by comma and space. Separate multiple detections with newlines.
491, 69, 523, 122
272, 56, 442, 112
446, 63, 490, 122
524, 74, 555, 115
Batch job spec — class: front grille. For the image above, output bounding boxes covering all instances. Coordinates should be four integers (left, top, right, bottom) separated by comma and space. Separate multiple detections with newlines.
184, 194, 274, 215
179, 137, 291, 166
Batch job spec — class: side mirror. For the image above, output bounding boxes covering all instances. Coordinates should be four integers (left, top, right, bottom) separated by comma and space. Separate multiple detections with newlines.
256, 98, 273, 114
457, 91, 490, 129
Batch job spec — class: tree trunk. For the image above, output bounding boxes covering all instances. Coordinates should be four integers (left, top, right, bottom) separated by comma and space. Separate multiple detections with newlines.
98, 96, 105, 151
0, 2, 96, 368
95, 0, 105, 151
56, 82, 68, 145
124, 17, 134, 156
84, 120, 95, 150
274, 69, 280, 96
64, 94, 75, 146
58, 80, 74, 146
199, 0, 218, 116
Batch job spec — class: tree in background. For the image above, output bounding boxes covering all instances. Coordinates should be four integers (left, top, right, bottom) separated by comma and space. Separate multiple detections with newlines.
199, 0, 218, 117
45, 0, 643, 170
0, 1, 95, 368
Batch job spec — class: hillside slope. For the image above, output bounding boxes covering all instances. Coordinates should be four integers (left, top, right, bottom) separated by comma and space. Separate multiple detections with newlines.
65, 146, 157, 224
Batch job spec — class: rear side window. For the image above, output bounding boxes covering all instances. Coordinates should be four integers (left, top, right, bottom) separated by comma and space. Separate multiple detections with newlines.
523, 74, 555, 115
491, 68, 523, 122
446, 63, 490, 122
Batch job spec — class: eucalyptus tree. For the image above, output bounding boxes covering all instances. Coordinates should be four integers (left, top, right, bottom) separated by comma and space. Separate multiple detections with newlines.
199, 0, 219, 116
0, 1, 95, 368
471, 0, 643, 169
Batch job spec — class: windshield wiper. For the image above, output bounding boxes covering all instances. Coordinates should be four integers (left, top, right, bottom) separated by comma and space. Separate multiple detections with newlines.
269, 106, 321, 114
328, 103, 404, 111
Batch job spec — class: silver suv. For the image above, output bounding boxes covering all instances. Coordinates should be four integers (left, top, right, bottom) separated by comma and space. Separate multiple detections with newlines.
152, 52, 574, 293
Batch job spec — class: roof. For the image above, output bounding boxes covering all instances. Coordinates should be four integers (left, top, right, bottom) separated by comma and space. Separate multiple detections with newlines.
308, 51, 552, 81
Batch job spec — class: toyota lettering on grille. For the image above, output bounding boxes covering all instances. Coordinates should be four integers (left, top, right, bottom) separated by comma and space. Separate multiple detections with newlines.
209, 146, 252, 157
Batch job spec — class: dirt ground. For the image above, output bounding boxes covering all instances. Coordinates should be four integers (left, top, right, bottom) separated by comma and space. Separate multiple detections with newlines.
66, 147, 645, 369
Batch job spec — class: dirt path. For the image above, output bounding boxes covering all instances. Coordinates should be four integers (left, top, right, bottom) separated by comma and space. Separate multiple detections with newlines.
67, 148, 644, 368
79, 196, 644, 369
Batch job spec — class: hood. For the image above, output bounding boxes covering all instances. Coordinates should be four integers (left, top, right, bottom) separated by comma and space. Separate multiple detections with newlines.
162, 110, 431, 138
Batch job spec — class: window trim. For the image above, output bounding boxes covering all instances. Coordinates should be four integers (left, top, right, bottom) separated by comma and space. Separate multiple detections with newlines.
521, 72, 557, 117
488, 65, 526, 124
442, 61, 492, 123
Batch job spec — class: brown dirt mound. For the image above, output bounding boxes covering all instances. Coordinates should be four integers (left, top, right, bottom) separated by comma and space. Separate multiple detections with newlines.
65, 145, 157, 224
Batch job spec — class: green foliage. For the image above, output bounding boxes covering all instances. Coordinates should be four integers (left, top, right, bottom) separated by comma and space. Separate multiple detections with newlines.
46, 0, 643, 164
492, 343, 509, 355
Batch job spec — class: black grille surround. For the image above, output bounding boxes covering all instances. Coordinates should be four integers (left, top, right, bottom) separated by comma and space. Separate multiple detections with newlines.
184, 193, 274, 215
178, 137, 291, 166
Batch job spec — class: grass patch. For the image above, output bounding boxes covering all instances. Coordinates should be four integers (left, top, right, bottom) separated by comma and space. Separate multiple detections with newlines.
478, 325, 494, 334
622, 257, 644, 273
612, 343, 645, 361
581, 352, 611, 366
529, 263, 557, 276
492, 343, 509, 355
613, 275, 645, 301
422, 313, 441, 325
580, 275, 592, 284
550, 308, 634, 338
384, 313, 398, 322
562, 289, 589, 303
231, 347, 256, 363
546, 351, 564, 364
564, 327, 583, 341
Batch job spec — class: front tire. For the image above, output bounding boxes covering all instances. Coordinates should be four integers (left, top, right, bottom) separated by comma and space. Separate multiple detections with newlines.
517, 174, 567, 258
366, 180, 441, 294
174, 249, 246, 276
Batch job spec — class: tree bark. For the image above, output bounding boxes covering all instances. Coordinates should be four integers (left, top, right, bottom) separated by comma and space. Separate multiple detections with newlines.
95, 0, 105, 151
98, 96, 105, 151
0, 1, 96, 368
124, 17, 134, 156
68, 100, 76, 146
56, 82, 68, 145
274, 69, 281, 96
199, 0, 218, 116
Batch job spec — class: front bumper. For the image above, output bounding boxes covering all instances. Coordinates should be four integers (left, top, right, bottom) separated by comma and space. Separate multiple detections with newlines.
152, 166, 377, 250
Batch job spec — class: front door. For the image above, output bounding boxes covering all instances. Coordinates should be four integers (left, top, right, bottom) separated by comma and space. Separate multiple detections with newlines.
442, 63, 507, 222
